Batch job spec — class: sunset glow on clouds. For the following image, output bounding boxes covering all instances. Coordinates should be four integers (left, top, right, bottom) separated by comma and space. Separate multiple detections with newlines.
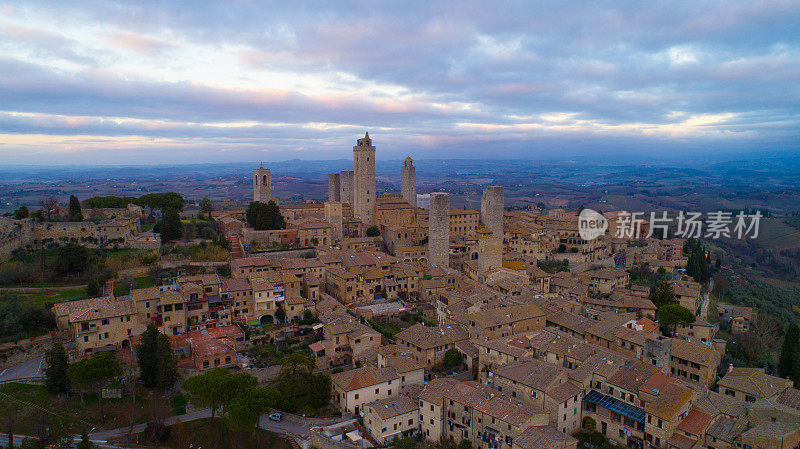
0, 1, 798, 164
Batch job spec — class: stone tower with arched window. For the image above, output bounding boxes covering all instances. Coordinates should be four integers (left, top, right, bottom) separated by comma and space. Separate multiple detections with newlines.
253, 166, 272, 203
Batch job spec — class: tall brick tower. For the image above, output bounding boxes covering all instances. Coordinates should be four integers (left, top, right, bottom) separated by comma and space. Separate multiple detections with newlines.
253, 166, 272, 203
401, 157, 416, 207
428, 192, 450, 268
481, 185, 504, 238
353, 132, 376, 226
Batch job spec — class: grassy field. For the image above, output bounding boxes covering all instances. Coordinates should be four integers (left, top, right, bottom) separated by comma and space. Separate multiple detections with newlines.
754, 217, 800, 251
0, 382, 156, 435
5, 286, 88, 307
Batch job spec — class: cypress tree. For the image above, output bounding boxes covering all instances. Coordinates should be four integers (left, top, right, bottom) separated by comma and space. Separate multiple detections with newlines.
69, 195, 83, 222
136, 323, 177, 389
779, 324, 800, 384
45, 342, 70, 395
159, 207, 183, 243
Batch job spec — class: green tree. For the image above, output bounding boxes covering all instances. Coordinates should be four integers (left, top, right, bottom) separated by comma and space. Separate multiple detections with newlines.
443, 348, 464, 368
159, 207, 183, 243
366, 226, 381, 237
45, 342, 70, 395
199, 197, 214, 217
649, 280, 677, 308
246, 200, 286, 231
275, 306, 286, 323
67, 352, 122, 423
658, 304, 696, 336
137, 192, 185, 212
68, 195, 83, 222
778, 324, 800, 386
86, 278, 101, 297
181, 368, 230, 438
55, 244, 90, 275
13, 205, 29, 220
136, 324, 177, 389
227, 386, 279, 448
458, 439, 473, 449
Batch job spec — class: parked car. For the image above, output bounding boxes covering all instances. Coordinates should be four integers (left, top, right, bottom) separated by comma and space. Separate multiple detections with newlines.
268, 412, 283, 422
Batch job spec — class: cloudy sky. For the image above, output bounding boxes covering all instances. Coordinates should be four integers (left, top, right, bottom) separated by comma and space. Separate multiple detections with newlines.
1, 1, 798, 164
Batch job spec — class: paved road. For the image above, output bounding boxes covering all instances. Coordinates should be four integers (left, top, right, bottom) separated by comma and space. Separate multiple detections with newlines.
0, 356, 44, 383
90, 408, 320, 442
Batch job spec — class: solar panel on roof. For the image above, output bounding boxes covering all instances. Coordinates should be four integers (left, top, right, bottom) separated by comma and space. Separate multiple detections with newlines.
584, 390, 646, 423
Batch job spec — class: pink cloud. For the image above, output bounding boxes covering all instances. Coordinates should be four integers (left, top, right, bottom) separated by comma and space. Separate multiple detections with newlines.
106, 32, 174, 55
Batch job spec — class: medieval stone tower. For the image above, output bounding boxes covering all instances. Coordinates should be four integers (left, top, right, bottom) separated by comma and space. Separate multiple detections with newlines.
353, 132, 376, 226
428, 192, 450, 268
480, 185, 504, 238
339, 170, 354, 205
478, 234, 503, 277
324, 201, 343, 242
401, 157, 417, 207
328, 173, 341, 202
253, 166, 272, 203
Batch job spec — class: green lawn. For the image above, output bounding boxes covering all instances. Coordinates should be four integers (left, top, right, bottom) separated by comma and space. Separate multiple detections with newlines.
0, 382, 157, 435
9, 286, 88, 307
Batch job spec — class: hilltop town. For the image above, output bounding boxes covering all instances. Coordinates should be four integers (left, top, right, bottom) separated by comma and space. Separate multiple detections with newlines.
0, 133, 798, 449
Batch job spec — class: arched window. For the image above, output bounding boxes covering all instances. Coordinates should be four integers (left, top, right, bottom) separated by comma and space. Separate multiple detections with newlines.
263, 174, 268, 185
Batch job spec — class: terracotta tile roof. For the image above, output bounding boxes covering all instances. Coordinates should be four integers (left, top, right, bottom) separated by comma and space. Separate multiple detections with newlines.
469, 303, 545, 329
546, 380, 584, 405
705, 416, 747, 442
671, 338, 719, 366
693, 391, 746, 418
68, 297, 137, 323
330, 365, 399, 392
492, 359, 565, 391
395, 323, 468, 350
776, 387, 800, 410
418, 377, 460, 404
513, 425, 578, 449
666, 433, 697, 449
741, 420, 800, 439
365, 395, 418, 419
717, 367, 792, 399
608, 360, 661, 393
676, 409, 712, 436
645, 383, 693, 421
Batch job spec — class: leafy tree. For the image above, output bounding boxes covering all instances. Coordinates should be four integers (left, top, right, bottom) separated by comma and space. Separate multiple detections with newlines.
55, 244, 90, 275
13, 205, 29, 220
778, 324, 800, 386
443, 348, 464, 368
199, 197, 214, 217
366, 226, 380, 237
86, 278, 101, 297
83, 196, 138, 209
275, 305, 286, 323
159, 207, 184, 243
137, 192, 185, 212
458, 439, 473, 449
67, 352, 122, 423
246, 200, 286, 231
658, 304, 696, 336
45, 342, 70, 395
227, 386, 279, 448
394, 438, 416, 449
182, 368, 230, 434
649, 280, 677, 308
39, 197, 60, 221
136, 324, 177, 389
68, 195, 83, 222
583, 416, 596, 431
